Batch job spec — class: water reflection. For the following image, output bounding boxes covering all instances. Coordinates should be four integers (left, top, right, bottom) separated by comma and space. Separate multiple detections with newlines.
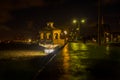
61, 42, 120, 80
70, 42, 88, 51
106, 45, 110, 55
0, 50, 46, 60
58, 44, 70, 80
60, 42, 90, 80
62, 44, 70, 73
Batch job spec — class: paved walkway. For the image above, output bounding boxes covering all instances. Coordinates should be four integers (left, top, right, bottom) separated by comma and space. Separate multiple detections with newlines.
34, 42, 120, 80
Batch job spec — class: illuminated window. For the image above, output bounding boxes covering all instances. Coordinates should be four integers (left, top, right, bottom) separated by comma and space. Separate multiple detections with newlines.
46, 33, 51, 39
40, 33, 44, 39
54, 33, 58, 39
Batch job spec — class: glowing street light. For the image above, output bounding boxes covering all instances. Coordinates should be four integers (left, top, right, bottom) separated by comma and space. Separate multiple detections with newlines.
28, 38, 32, 43
72, 18, 86, 41
73, 19, 77, 24
72, 18, 86, 30
64, 30, 67, 35
72, 19, 86, 25
81, 19, 85, 23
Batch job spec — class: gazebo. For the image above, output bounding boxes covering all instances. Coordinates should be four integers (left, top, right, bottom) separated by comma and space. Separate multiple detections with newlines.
39, 22, 65, 45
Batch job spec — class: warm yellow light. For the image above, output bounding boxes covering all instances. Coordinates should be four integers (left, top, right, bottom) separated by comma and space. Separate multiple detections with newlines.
62, 44, 70, 73
81, 44, 87, 50
70, 42, 88, 51
40, 33, 44, 39
71, 43, 79, 51
28, 38, 32, 43
64, 30, 67, 35
73, 19, 77, 24
44, 48, 55, 54
76, 27, 79, 30
81, 19, 85, 23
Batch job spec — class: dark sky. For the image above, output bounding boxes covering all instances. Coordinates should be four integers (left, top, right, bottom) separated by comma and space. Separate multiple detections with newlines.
0, 0, 119, 40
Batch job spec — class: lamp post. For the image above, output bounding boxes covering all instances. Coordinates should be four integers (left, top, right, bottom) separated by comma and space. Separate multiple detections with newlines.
72, 19, 86, 41
98, 0, 102, 45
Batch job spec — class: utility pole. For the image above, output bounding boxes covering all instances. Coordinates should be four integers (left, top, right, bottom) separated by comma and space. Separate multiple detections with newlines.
98, 0, 102, 45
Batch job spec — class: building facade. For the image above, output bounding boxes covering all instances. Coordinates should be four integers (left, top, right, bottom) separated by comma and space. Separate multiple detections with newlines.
39, 22, 66, 45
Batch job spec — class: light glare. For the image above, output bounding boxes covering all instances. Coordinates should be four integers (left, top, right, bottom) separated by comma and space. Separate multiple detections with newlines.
44, 48, 55, 54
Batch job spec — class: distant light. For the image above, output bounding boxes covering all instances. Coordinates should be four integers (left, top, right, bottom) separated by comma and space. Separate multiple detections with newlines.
44, 48, 55, 54
73, 19, 77, 24
76, 28, 79, 30
81, 19, 85, 23
64, 30, 67, 35
28, 38, 32, 43
39, 44, 59, 48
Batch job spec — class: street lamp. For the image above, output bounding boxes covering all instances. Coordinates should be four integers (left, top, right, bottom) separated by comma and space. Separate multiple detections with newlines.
72, 19, 86, 29
81, 19, 85, 23
72, 18, 86, 41
73, 19, 77, 24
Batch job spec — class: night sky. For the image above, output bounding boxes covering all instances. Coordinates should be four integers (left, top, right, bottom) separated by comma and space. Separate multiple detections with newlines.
0, 0, 119, 40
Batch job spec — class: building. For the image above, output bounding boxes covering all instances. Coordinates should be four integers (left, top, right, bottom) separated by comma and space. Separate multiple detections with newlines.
39, 22, 66, 45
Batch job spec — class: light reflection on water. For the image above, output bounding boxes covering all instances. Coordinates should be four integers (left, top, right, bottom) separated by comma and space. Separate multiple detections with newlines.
106, 45, 110, 55
70, 42, 88, 51
62, 44, 70, 73
59, 43, 90, 80
67, 43, 90, 80
0, 50, 46, 59
61, 42, 120, 80
59, 44, 70, 80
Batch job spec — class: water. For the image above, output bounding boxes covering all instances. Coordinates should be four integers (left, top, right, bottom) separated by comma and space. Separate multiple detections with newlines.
0, 50, 46, 60
60, 42, 120, 80
0, 42, 120, 80
0, 49, 47, 80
